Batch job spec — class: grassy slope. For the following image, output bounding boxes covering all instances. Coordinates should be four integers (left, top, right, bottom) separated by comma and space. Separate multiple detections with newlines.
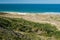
0, 17, 60, 40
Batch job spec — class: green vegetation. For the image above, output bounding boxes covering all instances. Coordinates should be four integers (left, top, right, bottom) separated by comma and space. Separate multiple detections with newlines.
0, 17, 60, 40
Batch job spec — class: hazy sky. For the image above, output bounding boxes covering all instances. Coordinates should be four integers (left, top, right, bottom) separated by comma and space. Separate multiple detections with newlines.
0, 0, 60, 4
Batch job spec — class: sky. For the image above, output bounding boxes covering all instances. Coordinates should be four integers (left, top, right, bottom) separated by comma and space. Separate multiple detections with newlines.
0, 0, 60, 4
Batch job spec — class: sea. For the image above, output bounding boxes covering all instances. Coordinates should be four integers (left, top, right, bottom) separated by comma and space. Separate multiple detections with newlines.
0, 4, 60, 14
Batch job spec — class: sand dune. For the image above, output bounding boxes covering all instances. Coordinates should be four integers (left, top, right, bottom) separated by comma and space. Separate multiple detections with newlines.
0, 12, 60, 30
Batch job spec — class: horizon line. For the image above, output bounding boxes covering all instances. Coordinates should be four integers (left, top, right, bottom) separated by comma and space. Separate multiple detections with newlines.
0, 3, 60, 4
0, 2, 60, 4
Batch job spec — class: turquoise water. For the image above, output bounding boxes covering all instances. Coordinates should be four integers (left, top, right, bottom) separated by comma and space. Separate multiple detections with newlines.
0, 4, 60, 13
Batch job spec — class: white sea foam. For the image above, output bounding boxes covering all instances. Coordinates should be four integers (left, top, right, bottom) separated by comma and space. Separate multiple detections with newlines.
0, 11, 27, 15
0, 11, 60, 15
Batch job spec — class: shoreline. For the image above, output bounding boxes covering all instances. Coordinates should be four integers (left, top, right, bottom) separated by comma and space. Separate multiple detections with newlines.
0, 11, 60, 15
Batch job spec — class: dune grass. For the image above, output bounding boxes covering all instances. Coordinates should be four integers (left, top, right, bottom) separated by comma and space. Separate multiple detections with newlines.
0, 16, 60, 40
